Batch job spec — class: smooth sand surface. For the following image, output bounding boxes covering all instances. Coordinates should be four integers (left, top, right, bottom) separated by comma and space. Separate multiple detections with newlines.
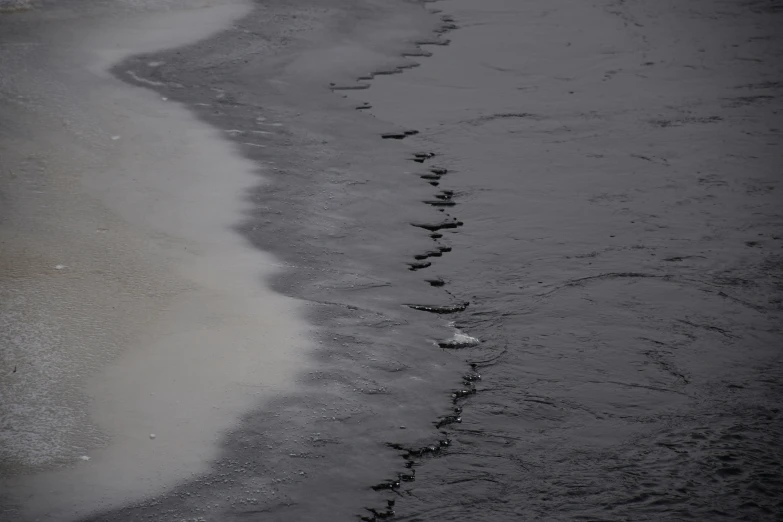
0, 1, 311, 519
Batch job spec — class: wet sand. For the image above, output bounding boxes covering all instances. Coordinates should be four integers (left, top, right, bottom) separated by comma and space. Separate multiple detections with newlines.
1, 1, 311, 519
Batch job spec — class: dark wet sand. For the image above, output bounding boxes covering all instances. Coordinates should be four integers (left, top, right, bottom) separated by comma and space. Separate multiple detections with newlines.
2, 0, 782, 520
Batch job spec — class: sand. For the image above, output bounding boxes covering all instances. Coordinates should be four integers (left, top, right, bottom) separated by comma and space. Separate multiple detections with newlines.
0, 1, 311, 519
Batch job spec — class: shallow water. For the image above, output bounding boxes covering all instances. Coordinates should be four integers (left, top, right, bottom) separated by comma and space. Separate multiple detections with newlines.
2, 0, 781, 520
345, 2, 783, 519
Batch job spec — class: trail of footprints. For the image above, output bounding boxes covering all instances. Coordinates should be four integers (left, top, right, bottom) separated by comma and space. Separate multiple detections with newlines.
404, 162, 463, 272
359, 151, 484, 521
407, 158, 463, 272
331, 11, 481, 521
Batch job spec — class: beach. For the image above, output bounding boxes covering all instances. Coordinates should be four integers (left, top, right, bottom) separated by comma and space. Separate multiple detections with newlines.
1, 0, 781, 520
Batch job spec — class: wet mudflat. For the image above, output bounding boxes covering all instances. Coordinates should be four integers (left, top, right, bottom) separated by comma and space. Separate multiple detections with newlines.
2, 0, 781, 521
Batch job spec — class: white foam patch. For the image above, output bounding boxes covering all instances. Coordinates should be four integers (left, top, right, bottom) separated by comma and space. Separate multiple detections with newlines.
0, 1, 313, 520
437, 327, 480, 349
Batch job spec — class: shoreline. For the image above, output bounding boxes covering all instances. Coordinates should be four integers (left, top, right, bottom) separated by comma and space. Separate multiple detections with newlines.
74, 1, 465, 520
2, 0, 779, 520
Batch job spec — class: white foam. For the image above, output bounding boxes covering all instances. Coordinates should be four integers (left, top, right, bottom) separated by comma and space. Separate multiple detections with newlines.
0, 1, 312, 520
437, 326, 480, 349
